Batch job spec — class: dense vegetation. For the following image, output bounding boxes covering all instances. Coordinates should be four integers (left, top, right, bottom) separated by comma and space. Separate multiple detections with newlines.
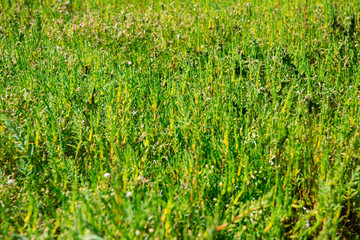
1, 0, 360, 239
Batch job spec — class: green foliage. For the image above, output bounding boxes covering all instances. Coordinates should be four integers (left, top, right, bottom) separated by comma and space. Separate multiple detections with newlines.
1, 0, 360, 239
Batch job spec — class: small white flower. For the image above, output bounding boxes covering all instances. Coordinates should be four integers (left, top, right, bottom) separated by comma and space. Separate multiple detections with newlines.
7, 178, 16, 185
103, 173, 111, 178
126, 191, 132, 198
135, 230, 140, 236
128, 61, 132, 65
306, 219, 310, 228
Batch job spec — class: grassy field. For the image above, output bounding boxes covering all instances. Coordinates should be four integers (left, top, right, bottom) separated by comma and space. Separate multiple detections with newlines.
1, 0, 360, 239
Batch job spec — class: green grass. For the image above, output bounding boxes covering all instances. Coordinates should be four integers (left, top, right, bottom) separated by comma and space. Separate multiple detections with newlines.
1, 0, 360, 239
